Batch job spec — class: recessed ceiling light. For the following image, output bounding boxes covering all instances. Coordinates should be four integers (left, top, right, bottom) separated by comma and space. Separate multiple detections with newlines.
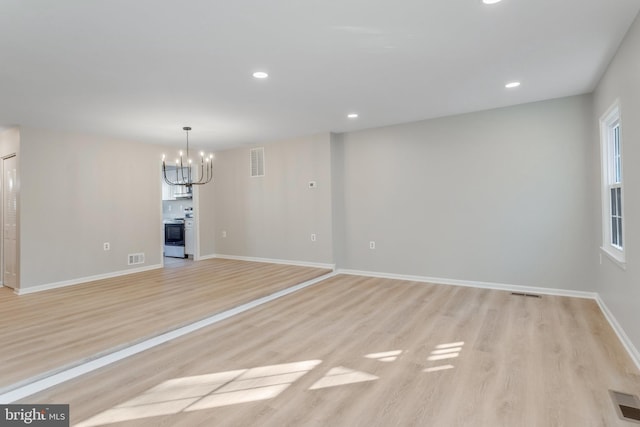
505, 81, 521, 89
252, 71, 268, 79
483, 0, 502, 4
347, 113, 359, 119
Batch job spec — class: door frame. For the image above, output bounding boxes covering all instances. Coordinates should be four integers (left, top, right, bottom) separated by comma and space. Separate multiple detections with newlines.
1, 153, 19, 290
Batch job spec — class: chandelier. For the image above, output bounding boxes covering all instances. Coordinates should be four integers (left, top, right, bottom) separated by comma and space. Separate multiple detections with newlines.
162, 127, 213, 187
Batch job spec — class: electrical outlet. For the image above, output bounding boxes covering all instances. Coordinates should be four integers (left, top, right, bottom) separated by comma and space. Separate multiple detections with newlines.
311, 233, 317, 242
369, 241, 375, 250
222, 230, 227, 238
103, 242, 110, 251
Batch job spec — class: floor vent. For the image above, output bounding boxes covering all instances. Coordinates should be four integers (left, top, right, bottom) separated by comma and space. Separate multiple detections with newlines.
610, 390, 640, 423
128, 253, 145, 265
511, 292, 541, 298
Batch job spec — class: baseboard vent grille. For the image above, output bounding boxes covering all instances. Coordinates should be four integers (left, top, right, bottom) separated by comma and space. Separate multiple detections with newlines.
128, 253, 145, 265
610, 390, 640, 423
511, 292, 541, 298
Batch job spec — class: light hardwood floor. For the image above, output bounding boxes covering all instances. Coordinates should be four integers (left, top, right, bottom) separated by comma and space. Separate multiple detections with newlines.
21, 275, 640, 426
0, 258, 330, 390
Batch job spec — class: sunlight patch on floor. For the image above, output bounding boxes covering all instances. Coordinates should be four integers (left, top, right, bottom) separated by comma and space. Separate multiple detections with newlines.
75, 360, 321, 427
364, 350, 403, 362
424, 341, 465, 373
76, 341, 467, 425
309, 366, 379, 390
424, 364, 455, 373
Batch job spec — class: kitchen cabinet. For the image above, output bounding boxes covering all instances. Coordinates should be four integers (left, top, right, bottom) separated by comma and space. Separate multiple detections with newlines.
162, 179, 174, 200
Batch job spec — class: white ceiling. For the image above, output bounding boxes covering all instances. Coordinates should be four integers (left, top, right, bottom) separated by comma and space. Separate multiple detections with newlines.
1, 0, 639, 150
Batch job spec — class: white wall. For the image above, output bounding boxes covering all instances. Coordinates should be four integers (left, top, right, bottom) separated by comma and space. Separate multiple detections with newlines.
335, 95, 597, 291
197, 96, 596, 291
0, 127, 19, 156
593, 13, 640, 356
18, 127, 165, 289
198, 133, 333, 265
11, 95, 600, 296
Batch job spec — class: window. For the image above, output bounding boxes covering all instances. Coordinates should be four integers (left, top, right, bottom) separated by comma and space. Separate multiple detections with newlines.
600, 100, 625, 266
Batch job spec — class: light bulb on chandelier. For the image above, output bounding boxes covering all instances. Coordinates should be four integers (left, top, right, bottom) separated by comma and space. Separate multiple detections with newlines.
162, 127, 214, 188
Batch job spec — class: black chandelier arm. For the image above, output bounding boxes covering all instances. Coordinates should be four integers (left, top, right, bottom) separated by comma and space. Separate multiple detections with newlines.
196, 158, 206, 183
207, 163, 213, 181
190, 175, 213, 185
190, 162, 213, 186
162, 162, 178, 185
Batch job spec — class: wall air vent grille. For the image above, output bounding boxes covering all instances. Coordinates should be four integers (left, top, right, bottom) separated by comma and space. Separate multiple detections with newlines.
250, 147, 265, 177
128, 253, 145, 265
610, 390, 640, 423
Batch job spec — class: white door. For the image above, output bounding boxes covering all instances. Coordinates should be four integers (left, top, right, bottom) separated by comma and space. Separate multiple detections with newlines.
3, 155, 17, 289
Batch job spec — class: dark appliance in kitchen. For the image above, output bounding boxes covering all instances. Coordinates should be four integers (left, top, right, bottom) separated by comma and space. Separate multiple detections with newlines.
164, 219, 186, 258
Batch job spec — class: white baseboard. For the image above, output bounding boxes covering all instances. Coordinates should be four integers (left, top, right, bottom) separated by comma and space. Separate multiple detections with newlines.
595, 295, 640, 371
15, 264, 163, 295
337, 269, 598, 299
201, 253, 335, 271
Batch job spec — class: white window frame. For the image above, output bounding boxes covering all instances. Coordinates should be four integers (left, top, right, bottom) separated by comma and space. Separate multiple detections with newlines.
599, 100, 626, 268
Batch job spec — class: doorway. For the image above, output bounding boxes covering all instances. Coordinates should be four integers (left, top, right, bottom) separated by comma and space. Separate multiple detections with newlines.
161, 167, 198, 267
2, 155, 17, 289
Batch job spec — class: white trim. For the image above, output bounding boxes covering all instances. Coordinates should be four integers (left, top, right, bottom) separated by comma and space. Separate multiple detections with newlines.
201, 253, 335, 271
599, 99, 626, 263
0, 270, 337, 403
337, 269, 597, 299
595, 295, 640, 371
14, 264, 163, 295
600, 246, 627, 270
192, 184, 201, 261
